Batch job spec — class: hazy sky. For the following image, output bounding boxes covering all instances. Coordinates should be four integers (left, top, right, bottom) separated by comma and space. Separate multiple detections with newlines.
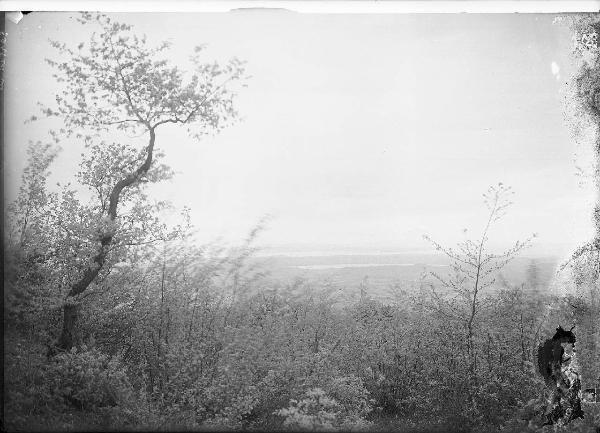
4, 12, 598, 257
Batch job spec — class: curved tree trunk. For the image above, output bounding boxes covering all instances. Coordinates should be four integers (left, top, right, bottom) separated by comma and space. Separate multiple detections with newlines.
56, 127, 156, 352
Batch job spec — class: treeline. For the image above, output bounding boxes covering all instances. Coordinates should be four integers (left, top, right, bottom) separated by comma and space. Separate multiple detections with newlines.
4, 225, 600, 431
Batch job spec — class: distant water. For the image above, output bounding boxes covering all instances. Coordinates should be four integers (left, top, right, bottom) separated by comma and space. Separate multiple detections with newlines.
256, 249, 439, 257
294, 263, 449, 270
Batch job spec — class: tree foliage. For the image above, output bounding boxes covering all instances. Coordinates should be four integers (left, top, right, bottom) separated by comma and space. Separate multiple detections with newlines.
41, 13, 245, 138
25, 13, 248, 351
423, 183, 535, 378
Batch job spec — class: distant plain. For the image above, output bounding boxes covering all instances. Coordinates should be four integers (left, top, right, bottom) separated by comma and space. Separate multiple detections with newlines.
254, 253, 558, 300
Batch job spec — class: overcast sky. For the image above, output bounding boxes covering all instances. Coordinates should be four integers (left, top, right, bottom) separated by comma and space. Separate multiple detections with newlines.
4, 12, 598, 257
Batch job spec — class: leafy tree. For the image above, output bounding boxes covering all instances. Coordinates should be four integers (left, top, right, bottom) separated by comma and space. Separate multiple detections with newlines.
5, 142, 62, 334
34, 13, 247, 351
423, 183, 535, 378
6, 142, 59, 249
490, 284, 550, 366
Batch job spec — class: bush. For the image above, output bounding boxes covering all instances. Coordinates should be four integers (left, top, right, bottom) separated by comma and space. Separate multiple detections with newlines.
4, 341, 148, 431
4, 349, 61, 431
276, 388, 340, 431
275, 387, 372, 431
325, 375, 373, 426
45, 346, 135, 410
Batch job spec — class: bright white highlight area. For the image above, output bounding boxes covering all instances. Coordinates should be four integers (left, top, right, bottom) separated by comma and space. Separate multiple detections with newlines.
3, 13, 597, 258
551, 61, 561, 80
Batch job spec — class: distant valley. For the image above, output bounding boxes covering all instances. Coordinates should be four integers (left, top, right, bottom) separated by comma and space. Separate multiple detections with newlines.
252, 253, 560, 300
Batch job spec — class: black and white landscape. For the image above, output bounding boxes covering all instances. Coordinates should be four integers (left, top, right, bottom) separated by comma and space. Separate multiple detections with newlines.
3, 9, 600, 432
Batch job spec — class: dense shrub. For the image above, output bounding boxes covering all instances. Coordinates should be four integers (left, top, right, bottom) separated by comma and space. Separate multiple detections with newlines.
45, 347, 134, 410
275, 388, 342, 431
3, 339, 152, 431
275, 387, 372, 431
